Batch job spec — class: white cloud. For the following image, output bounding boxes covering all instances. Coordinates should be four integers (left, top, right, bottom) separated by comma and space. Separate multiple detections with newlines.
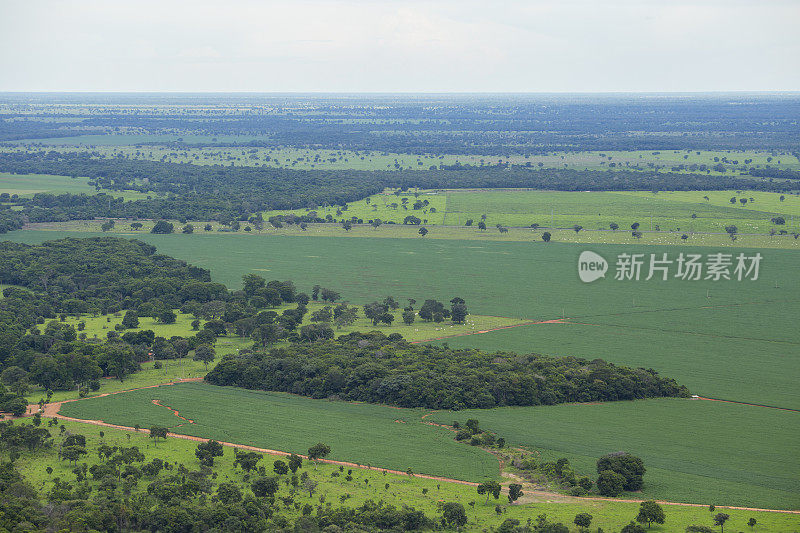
0, 0, 797, 91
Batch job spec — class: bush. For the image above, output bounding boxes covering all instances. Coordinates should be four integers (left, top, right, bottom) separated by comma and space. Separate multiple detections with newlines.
597, 469, 626, 497
597, 452, 645, 491
569, 486, 588, 496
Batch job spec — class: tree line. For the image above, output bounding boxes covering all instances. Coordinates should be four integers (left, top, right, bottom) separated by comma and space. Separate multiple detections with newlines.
206, 331, 689, 410
0, 151, 795, 234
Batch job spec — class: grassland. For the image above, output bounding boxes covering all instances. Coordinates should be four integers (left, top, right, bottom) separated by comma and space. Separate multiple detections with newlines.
3, 143, 797, 174
426, 398, 800, 510
0, 171, 153, 200
18, 219, 800, 250
58, 381, 499, 481
13, 418, 798, 532
260, 188, 800, 235
24, 294, 522, 405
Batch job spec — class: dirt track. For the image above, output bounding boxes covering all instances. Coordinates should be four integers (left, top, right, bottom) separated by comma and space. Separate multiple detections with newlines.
23, 379, 800, 515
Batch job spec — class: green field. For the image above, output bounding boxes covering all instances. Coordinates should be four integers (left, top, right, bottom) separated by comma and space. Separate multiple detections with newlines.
0, 172, 98, 196
57, 383, 800, 510
58, 381, 498, 481
6, 232, 799, 409
426, 399, 800, 510
7, 230, 799, 512
0, 171, 153, 200
23, 218, 800, 250
261, 188, 800, 234
15, 418, 798, 532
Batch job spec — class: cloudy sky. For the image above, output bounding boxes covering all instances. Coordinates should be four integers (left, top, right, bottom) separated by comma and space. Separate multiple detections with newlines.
1, 0, 798, 92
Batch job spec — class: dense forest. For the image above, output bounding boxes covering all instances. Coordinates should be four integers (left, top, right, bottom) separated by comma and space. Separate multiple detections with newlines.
0, 238, 315, 399
205, 332, 690, 409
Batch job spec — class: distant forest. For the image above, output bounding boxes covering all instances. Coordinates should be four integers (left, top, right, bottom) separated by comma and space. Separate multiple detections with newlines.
2, 93, 799, 152
0, 153, 796, 227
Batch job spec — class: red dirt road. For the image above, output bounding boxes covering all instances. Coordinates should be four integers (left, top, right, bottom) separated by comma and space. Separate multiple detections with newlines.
20, 378, 800, 514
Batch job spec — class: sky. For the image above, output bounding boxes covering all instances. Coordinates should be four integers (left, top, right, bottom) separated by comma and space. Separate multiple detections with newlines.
1, 0, 798, 93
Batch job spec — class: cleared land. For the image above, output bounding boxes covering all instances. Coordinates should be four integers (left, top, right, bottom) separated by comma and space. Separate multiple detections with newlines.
4, 143, 797, 174
58, 381, 499, 481
426, 398, 800, 510
7, 232, 799, 409
261, 189, 800, 234
16, 418, 798, 532
56, 383, 800, 509
0, 171, 152, 200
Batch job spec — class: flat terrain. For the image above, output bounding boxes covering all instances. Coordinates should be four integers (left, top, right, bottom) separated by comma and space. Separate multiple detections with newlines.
56, 382, 800, 509
261, 189, 800, 234
427, 399, 800, 510
58, 381, 499, 481
4, 143, 797, 174
0, 171, 152, 200
16, 418, 798, 532
8, 232, 799, 410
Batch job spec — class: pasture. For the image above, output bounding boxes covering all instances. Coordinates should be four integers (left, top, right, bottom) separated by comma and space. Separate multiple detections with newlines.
23, 219, 800, 250
0, 172, 98, 196
58, 381, 499, 481
263, 188, 800, 234
426, 398, 800, 510
0, 171, 152, 200
15, 418, 798, 531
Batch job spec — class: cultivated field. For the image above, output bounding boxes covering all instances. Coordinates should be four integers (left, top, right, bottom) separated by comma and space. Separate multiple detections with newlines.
426, 399, 800, 510
16, 418, 798, 532
57, 382, 800, 509
261, 188, 800, 234
58, 382, 499, 481
8, 232, 800, 409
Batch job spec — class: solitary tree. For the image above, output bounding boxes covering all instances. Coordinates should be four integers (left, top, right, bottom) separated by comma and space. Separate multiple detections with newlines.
307, 442, 331, 463
195, 439, 224, 466
476, 480, 501, 502
149, 426, 168, 446
713, 513, 730, 533
507, 483, 523, 503
574, 512, 593, 530
541, 231, 551, 242
418, 226, 428, 237
121, 310, 139, 329
441, 502, 467, 529
636, 500, 665, 528
288, 453, 303, 473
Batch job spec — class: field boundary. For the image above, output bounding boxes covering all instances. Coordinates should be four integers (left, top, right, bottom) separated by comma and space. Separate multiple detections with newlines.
19, 381, 800, 514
